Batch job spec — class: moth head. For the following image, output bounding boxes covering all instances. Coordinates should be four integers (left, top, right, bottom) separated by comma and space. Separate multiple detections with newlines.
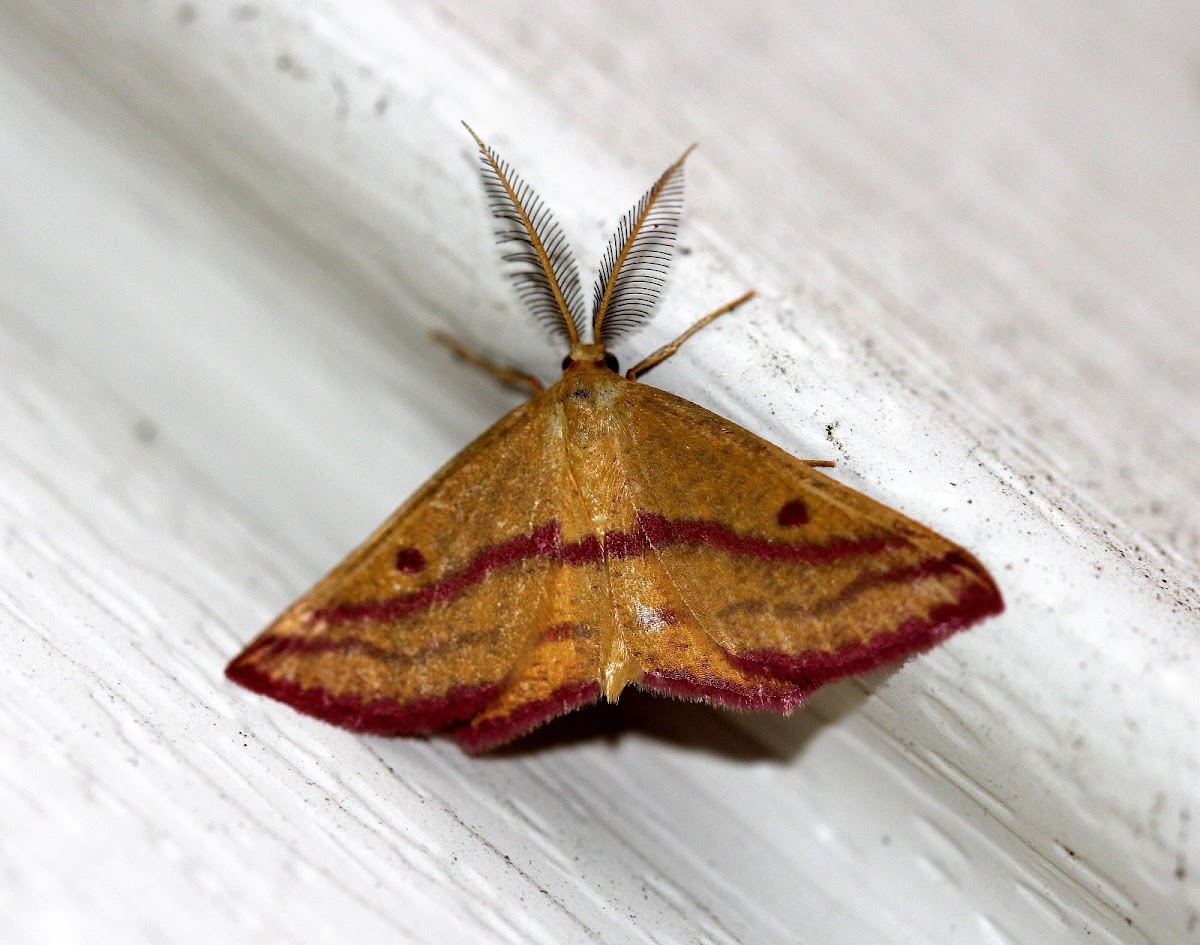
465, 124, 689, 378
562, 343, 620, 374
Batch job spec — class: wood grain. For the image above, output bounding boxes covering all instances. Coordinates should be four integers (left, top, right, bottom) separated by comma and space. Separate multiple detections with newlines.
0, 2, 1195, 943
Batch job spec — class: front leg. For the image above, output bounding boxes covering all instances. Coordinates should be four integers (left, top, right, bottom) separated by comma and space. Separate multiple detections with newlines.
432, 332, 544, 396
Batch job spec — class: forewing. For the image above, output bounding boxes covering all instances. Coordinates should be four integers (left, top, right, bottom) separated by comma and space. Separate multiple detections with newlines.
611, 382, 1003, 703
226, 395, 605, 745
600, 541, 812, 712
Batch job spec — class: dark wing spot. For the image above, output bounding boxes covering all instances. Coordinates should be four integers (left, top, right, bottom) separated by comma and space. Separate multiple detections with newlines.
777, 499, 810, 527
655, 607, 682, 627
540, 622, 576, 642
394, 547, 427, 573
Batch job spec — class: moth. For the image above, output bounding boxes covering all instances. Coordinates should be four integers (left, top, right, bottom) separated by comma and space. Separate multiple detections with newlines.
226, 125, 1004, 750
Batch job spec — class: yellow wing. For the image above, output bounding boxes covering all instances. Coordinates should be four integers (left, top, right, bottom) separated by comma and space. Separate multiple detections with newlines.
605, 381, 1003, 706
226, 394, 610, 750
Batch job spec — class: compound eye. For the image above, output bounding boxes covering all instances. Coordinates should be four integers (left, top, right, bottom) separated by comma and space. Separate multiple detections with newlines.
603, 353, 620, 373
561, 354, 573, 370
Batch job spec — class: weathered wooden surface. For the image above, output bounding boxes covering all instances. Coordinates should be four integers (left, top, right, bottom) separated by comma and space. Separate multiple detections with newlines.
0, 2, 1196, 943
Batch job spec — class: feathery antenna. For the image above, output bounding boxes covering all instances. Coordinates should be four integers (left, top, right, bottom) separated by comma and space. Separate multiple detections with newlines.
464, 124, 584, 346
591, 146, 693, 343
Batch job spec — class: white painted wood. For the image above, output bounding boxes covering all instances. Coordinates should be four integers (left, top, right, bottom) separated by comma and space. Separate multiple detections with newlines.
0, 2, 1196, 943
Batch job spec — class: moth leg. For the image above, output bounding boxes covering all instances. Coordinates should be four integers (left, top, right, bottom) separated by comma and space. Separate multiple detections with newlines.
804, 459, 837, 468
625, 289, 756, 380
432, 331, 544, 395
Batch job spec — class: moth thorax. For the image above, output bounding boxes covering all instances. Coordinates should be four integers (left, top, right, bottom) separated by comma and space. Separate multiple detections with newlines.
562, 381, 602, 451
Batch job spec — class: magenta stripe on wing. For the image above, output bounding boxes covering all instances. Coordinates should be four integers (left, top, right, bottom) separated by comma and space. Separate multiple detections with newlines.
314, 513, 908, 626
639, 668, 809, 712
225, 658, 501, 734
731, 578, 1003, 688
452, 681, 602, 751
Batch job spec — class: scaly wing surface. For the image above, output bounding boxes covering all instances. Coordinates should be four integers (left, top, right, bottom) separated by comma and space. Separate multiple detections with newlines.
226, 395, 609, 749
607, 381, 1003, 705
